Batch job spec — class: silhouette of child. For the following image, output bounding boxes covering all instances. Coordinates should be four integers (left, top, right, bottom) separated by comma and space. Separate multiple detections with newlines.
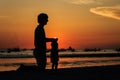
50, 38, 59, 70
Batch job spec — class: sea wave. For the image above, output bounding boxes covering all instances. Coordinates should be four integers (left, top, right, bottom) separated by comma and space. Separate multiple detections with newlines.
0, 50, 120, 58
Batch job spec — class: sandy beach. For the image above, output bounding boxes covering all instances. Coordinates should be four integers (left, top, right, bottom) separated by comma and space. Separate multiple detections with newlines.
0, 65, 119, 80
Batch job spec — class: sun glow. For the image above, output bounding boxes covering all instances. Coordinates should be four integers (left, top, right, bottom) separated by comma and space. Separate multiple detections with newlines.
0, 0, 120, 49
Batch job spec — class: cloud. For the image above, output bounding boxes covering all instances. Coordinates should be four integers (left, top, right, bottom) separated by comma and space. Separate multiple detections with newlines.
72, 0, 102, 5
90, 6, 120, 20
63, 0, 104, 5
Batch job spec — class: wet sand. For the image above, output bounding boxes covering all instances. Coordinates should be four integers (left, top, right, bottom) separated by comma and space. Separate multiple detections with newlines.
0, 65, 120, 80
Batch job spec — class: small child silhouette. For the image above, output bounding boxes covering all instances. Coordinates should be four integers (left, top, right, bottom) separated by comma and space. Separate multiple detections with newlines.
50, 38, 59, 70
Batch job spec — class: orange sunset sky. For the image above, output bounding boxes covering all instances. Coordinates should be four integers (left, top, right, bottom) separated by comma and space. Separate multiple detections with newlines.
0, 0, 120, 49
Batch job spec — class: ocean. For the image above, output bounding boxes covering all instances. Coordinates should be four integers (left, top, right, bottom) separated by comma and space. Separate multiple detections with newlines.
0, 49, 120, 71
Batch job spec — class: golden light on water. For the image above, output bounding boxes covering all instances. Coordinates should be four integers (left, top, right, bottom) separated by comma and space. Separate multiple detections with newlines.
0, 57, 120, 71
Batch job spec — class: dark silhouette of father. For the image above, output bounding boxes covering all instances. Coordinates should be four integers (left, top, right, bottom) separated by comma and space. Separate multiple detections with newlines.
33, 13, 55, 71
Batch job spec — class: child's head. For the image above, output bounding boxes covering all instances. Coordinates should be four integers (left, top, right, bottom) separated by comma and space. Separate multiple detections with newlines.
51, 38, 58, 49
38, 13, 48, 25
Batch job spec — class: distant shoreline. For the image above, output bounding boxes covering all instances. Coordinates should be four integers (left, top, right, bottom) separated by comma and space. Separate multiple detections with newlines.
0, 53, 120, 58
